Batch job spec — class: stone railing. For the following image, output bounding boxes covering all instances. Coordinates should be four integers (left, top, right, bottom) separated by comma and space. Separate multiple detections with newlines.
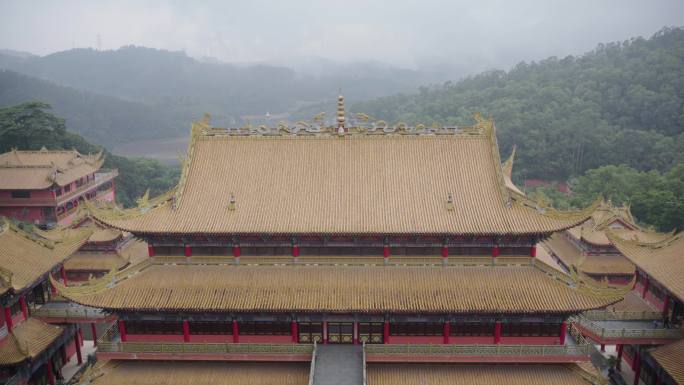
583, 309, 662, 321
573, 316, 683, 340
32, 305, 108, 320
364, 343, 589, 357
97, 340, 314, 355
308, 341, 317, 385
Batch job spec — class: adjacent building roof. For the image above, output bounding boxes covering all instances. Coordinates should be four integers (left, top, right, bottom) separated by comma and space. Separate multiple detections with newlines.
650, 339, 684, 385
610, 233, 684, 302
63, 252, 128, 272
0, 318, 64, 365
367, 363, 601, 385
543, 234, 634, 276
0, 219, 92, 295
89, 115, 595, 236
85, 361, 309, 385
58, 262, 618, 314
0, 148, 104, 190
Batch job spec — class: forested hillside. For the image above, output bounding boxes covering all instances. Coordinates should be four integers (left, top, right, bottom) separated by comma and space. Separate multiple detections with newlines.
354, 27, 684, 182
0, 102, 178, 207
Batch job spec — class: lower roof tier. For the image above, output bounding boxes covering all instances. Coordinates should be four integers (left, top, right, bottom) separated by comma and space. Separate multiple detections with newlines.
57, 261, 620, 314
0, 318, 64, 365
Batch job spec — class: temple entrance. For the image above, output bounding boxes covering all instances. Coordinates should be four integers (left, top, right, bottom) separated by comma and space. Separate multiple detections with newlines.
327, 322, 354, 344
299, 322, 323, 343
358, 322, 384, 344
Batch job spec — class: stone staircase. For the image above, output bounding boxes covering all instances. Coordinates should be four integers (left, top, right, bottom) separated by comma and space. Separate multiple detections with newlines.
312, 344, 364, 385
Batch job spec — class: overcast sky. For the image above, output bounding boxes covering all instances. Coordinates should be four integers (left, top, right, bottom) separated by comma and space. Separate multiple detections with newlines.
1, 0, 683, 72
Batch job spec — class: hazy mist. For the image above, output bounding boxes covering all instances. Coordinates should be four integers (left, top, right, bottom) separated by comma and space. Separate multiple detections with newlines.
2, 0, 683, 75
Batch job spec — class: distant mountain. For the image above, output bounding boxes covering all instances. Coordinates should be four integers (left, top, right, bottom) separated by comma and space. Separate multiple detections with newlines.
0, 46, 443, 122
0, 70, 187, 146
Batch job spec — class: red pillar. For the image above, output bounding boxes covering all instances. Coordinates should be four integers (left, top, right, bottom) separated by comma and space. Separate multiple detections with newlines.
46, 359, 56, 385
232, 320, 239, 343
147, 244, 155, 257
232, 244, 241, 264
530, 245, 537, 258
74, 331, 83, 365
91, 323, 98, 347
60, 345, 67, 366
441, 245, 449, 261
494, 321, 501, 344
292, 245, 300, 257
184, 245, 192, 257
353, 322, 359, 345
118, 320, 127, 342
443, 322, 451, 344
323, 322, 328, 344
60, 265, 68, 285
19, 296, 28, 320
291, 321, 299, 343
559, 321, 567, 345
633, 271, 639, 290
616, 344, 623, 371
600, 344, 605, 352
642, 277, 649, 298
183, 320, 190, 342
78, 327, 84, 346
633, 352, 641, 385
50, 279, 57, 297
383, 244, 390, 264
492, 245, 499, 259
383, 321, 390, 344
3, 307, 13, 333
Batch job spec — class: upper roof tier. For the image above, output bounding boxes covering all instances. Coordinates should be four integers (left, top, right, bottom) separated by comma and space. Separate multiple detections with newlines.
609, 232, 684, 302
89, 113, 595, 236
0, 148, 104, 190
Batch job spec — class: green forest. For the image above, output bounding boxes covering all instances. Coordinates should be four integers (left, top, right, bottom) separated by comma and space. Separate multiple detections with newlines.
354, 27, 684, 231
0, 102, 179, 208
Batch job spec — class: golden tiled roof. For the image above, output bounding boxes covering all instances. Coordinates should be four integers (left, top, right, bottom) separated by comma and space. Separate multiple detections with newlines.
90, 116, 595, 235
367, 364, 601, 385
543, 234, 634, 276
501, 145, 525, 196
0, 318, 64, 365
0, 149, 104, 190
87, 227, 123, 243
607, 291, 657, 313
87, 361, 309, 385
609, 233, 684, 301
650, 339, 684, 385
58, 262, 618, 314
566, 201, 670, 247
0, 219, 92, 295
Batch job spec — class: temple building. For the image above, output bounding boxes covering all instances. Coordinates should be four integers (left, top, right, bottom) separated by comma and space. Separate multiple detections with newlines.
0, 148, 117, 226
0, 218, 92, 385
542, 201, 669, 285
58, 99, 623, 384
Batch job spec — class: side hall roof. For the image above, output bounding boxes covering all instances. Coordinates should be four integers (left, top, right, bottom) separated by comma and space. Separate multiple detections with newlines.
609, 232, 684, 302
0, 218, 92, 296
0, 318, 64, 365
0, 148, 104, 190
56, 259, 620, 314
650, 339, 684, 385
88, 114, 597, 236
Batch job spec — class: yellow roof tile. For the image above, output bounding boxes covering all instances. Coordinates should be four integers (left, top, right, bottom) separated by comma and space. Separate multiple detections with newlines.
0, 318, 64, 365
59, 263, 617, 314
650, 339, 684, 385
0, 149, 104, 189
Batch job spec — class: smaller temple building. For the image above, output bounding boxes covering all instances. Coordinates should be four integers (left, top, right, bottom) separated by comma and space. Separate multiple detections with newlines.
0, 149, 117, 226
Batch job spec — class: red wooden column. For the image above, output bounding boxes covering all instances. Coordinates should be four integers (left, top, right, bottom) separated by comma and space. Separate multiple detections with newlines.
662, 295, 670, 317
559, 321, 567, 345
60, 345, 67, 366
91, 323, 98, 347
322, 322, 328, 344
292, 244, 300, 263
633, 271, 640, 290
46, 359, 56, 385
632, 352, 641, 385
530, 244, 537, 258
383, 243, 390, 265
60, 266, 68, 285
291, 321, 299, 343
383, 321, 390, 344
118, 320, 127, 342
74, 329, 83, 365
3, 307, 13, 333
494, 321, 501, 344
19, 296, 28, 320
147, 244, 155, 257
232, 244, 241, 264
183, 320, 190, 342
443, 322, 451, 344
353, 322, 359, 345
232, 320, 239, 343
441, 245, 449, 265
184, 245, 192, 257
492, 245, 499, 259
616, 344, 623, 371
641, 277, 650, 298
78, 327, 84, 346
600, 344, 605, 352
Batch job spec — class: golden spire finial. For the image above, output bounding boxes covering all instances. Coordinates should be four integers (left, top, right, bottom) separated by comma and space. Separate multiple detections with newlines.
337, 89, 346, 134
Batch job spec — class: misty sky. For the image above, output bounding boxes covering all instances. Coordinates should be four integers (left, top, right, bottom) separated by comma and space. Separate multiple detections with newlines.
1, 0, 683, 73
